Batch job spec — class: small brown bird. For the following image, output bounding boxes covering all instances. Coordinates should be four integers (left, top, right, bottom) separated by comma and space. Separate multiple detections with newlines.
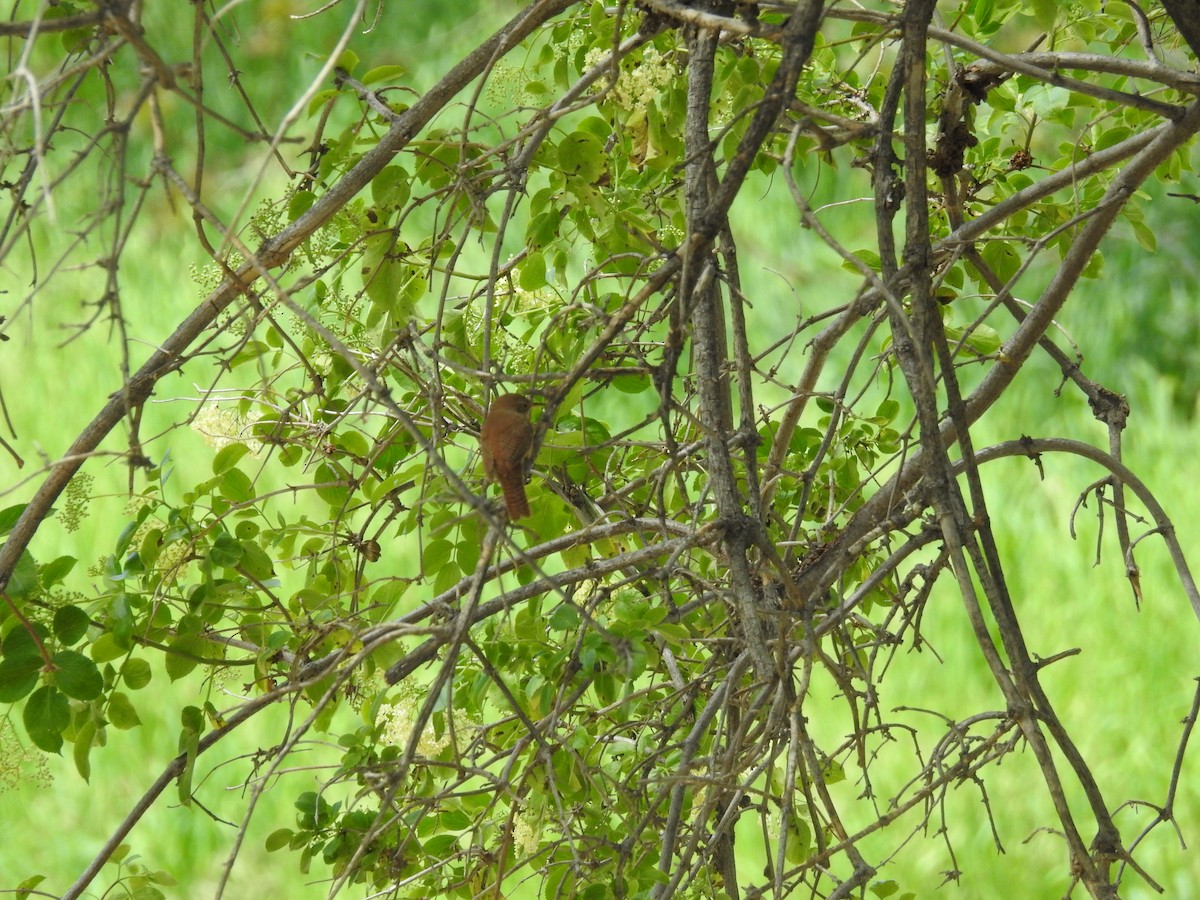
480, 393, 534, 519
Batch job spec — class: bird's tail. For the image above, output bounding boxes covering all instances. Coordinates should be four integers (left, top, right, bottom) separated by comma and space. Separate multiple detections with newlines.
501, 477, 530, 519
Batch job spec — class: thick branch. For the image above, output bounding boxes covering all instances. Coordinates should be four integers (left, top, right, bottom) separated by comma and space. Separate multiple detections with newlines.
1161, 0, 1200, 60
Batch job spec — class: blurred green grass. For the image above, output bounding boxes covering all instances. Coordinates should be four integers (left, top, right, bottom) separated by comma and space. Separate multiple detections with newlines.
4, 6, 1200, 897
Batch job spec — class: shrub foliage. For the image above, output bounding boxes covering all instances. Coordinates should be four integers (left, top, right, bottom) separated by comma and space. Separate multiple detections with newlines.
3, 1, 1200, 897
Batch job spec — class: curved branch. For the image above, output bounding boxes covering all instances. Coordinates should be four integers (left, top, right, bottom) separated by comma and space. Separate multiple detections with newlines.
963, 438, 1200, 623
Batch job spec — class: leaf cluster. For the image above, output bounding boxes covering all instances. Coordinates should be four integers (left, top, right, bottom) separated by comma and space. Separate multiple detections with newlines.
2, 1, 1200, 898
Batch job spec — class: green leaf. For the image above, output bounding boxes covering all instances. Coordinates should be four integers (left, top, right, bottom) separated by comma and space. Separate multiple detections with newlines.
240, 541, 276, 581
0, 503, 27, 536
315, 462, 350, 510
60, 18, 94, 54
548, 604, 581, 631
369, 581, 408, 618
121, 657, 153, 690
1024, 84, 1070, 120
422, 833, 458, 856
108, 691, 142, 730
7, 550, 39, 598
40, 555, 78, 588
165, 635, 209, 681
456, 539, 480, 574
265, 828, 295, 852
16, 874, 46, 899
208, 531, 244, 568
1130, 219, 1157, 253
295, 791, 338, 830
334, 429, 371, 460
433, 562, 462, 595
843, 248, 881, 274
74, 719, 96, 781
980, 240, 1020, 285
519, 253, 547, 291
527, 210, 561, 249
24, 684, 69, 753
219, 468, 255, 504
557, 130, 605, 182
612, 373, 644, 394
362, 236, 422, 323
89, 632, 129, 663
1029, 0, 1057, 30
1094, 126, 1132, 153
362, 64, 408, 86
107, 595, 135, 651
0, 654, 42, 702
2, 624, 47, 660
306, 89, 340, 119
114, 503, 154, 559
235, 520, 260, 541
371, 166, 411, 210
440, 809, 472, 830
653, 622, 689, 644
423, 539, 454, 572
212, 442, 250, 475
783, 807, 813, 863
52, 650, 103, 701
288, 189, 316, 220
961, 323, 1002, 357
52, 605, 90, 645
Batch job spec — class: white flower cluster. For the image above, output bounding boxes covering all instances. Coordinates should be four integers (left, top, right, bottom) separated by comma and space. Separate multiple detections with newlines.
377, 700, 474, 759
511, 808, 542, 857
585, 46, 675, 113
485, 62, 546, 107
191, 401, 264, 454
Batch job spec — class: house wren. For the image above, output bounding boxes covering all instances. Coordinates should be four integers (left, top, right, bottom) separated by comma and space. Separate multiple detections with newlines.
480, 393, 534, 519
